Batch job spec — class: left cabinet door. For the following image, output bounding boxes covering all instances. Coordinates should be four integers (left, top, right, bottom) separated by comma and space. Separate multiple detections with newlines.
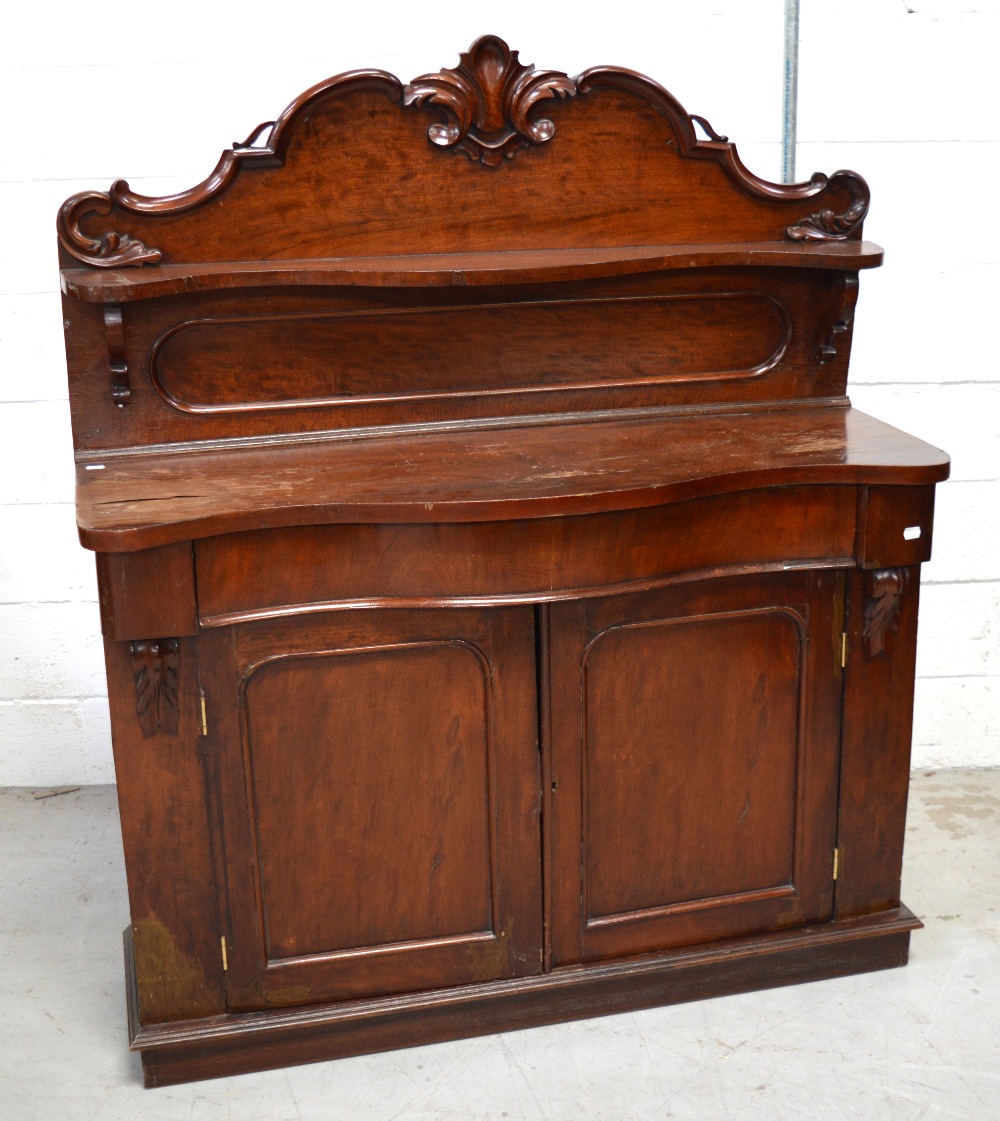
200, 605, 542, 1011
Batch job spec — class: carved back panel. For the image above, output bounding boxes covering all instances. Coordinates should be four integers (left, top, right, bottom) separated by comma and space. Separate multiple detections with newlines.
60, 37, 868, 268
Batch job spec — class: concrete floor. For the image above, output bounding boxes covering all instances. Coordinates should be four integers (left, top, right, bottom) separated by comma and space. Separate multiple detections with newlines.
1, 771, 998, 1120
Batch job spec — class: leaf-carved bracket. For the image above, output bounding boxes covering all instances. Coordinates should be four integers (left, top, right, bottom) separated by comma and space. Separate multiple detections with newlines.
131, 639, 180, 737
862, 569, 909, 659
403, 34, 577, 167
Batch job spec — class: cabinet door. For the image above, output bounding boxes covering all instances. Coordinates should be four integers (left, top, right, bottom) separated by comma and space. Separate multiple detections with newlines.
546, 570, 843, 966
201, 606, 541, 1010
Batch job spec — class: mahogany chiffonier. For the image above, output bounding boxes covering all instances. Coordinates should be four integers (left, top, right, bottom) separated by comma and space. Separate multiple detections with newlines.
57, 36, 949, 1086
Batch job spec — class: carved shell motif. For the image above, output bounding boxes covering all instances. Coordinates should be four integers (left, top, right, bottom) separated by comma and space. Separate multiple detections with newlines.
403, 35, 577, 167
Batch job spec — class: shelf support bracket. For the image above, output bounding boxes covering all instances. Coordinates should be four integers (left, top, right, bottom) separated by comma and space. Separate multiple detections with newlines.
104, 304, 130, 406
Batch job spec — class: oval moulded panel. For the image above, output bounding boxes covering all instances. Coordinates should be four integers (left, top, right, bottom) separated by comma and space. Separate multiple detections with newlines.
150, 290, 791, 414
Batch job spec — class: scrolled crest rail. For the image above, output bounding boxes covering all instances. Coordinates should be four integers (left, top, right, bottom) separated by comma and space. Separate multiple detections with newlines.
56, 36, 871, 268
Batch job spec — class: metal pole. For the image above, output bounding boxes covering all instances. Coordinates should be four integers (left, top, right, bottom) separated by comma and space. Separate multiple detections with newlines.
782, 0, 800, 184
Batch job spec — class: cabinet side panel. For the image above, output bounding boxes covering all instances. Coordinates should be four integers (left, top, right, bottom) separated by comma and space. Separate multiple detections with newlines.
836, 566, 921, 917
104, 636, 226, 1022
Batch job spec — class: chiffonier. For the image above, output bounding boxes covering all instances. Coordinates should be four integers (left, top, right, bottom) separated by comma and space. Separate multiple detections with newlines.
57, 36, 949, 1086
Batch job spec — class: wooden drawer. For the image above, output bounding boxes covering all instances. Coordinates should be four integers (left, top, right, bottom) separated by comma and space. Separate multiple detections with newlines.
194, 485, 857, 625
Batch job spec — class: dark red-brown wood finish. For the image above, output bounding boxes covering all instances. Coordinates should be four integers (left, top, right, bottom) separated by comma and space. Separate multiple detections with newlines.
58, 36, 949, 1086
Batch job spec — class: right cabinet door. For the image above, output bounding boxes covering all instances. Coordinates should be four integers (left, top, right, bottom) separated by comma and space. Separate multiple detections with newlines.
547, 569, 844, 966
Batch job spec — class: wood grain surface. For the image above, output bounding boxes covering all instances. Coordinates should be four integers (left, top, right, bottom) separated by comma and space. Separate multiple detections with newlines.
75, 407, 948, 550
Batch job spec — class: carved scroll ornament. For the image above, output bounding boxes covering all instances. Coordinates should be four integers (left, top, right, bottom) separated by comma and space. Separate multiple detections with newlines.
57, 189, 163, 268
131, 639, 180, 737
403, 35, 576, 166
863, 569, 909, 659
786, 170, 870, 242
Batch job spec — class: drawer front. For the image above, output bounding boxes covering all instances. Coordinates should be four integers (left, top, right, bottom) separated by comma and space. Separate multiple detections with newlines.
195, 485, 857, 625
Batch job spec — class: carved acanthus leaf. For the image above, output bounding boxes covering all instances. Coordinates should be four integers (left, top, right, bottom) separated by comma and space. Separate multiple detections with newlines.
57, 190, 162, 268
863, 569, 909, 659
786, 170, 870, 242
403, 35, 576, 167
131, 639, 180, 737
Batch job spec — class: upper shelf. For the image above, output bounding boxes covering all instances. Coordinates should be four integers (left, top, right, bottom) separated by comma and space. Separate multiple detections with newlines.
61, 241, 884, 302
76, 406, 950, 551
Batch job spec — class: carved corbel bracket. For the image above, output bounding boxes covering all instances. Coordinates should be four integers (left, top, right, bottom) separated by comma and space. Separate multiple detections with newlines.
817, 273, 860, 364
786, 170, 870, 242
403, 34, 577, 167
131, 639, 180, 737
104, 304, 130, 405
862, 569, 910, 659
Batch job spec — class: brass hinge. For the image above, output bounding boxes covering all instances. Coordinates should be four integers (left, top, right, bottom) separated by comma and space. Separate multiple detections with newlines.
840, 632, 848, 668
220, 935, 228, 972
200, 691, 208, 737
832, 847, 840, 881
